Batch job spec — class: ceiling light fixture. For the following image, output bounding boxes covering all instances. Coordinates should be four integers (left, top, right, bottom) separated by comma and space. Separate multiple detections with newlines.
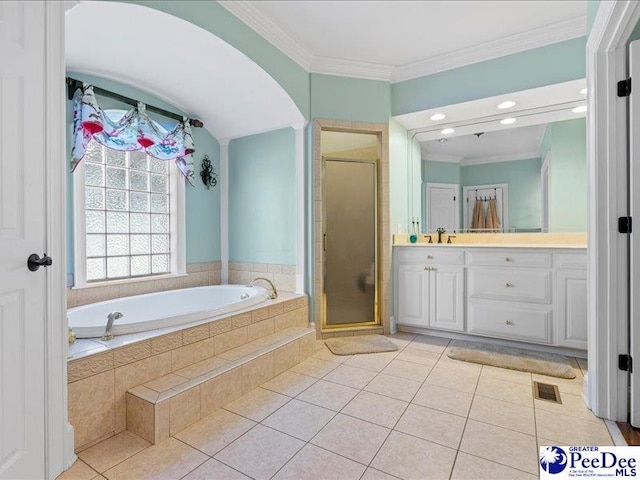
500, 118, 516, 125
572, 105, 587, 113
430, 113, 446, 121
498, 101, 516, 109
440, 128, 455, 135
580, 88, 588, 95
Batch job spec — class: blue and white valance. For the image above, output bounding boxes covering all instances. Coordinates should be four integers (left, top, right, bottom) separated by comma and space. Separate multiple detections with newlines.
71, 84, 195, 184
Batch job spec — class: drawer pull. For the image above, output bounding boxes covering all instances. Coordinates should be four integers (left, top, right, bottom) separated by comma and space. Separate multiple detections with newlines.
505, 282, 514, 288
505, 320, 514, 326
426, 255, 434, 260
505, 257, 512, 262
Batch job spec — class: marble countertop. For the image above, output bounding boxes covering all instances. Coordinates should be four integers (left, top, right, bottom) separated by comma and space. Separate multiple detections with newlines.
393, 242, 586, 249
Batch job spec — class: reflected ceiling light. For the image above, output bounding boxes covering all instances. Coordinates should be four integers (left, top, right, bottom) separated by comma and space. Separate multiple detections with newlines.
497, 101, 516, 109
572, 105, 587, 113
440, 128, 455, 135
430, 113, 446, 121
580, 88, 588, 95
500, 118, 516, 125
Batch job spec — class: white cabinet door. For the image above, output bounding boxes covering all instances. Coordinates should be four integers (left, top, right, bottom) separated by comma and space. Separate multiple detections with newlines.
556, 270, 588, 350
397, 263, 429, 327
430, 266, 464, 331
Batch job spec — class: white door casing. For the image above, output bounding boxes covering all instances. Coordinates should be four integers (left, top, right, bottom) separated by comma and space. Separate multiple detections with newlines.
541, 152, 550, 231
425, 182, 459, 232
629, 39, 640, 426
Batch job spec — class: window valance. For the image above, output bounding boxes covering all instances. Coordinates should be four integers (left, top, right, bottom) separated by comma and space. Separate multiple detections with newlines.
70, 84, 195, 184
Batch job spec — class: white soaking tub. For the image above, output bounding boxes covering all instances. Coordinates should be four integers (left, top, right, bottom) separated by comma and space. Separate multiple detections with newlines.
68, 285, 268, 338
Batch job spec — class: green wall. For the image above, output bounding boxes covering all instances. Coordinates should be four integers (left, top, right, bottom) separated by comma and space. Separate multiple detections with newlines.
389, 120, 422, 233
65, 72, 221, 277
422, 158, 542, 232
587, 1, 600, 35
461, 158, 542, 231
544, 118, 587, 231
229, 127, 296, 265
310, 74, 391, 123
391, 37, 587, 116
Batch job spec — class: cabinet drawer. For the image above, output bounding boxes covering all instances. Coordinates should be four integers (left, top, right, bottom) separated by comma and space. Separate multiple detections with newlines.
395, 247, 464, 265
468, 302, 552, 344
468, 268, 551, 304
468, 250, 551, 268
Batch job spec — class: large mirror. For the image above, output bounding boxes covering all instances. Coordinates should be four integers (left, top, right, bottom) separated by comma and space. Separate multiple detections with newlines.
394, 79, 587, 233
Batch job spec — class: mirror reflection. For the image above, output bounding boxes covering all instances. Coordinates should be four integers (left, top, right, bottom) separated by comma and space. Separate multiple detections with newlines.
396, 79, 587, 234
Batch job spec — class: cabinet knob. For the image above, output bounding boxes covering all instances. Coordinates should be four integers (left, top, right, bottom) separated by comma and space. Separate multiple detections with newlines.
505, 282, 513, 288
426, 255, 434, 259
424, 266, 429, 271
505, 257, 512, 262
505, 320, 514, 326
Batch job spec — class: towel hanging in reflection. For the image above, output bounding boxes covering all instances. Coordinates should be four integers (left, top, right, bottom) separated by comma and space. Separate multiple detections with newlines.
487, 198, 501, 232
471, 199, 486, 231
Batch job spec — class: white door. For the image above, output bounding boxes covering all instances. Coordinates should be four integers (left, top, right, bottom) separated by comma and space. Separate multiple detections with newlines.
629, 39, 640, 427
429, 266, 464, 331
0, 2, 48, 478
397, 263, 430, 327
425, 183, 459, 232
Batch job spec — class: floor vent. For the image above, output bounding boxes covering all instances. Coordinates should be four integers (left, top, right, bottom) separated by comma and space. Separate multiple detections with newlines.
533, 381, 562, 404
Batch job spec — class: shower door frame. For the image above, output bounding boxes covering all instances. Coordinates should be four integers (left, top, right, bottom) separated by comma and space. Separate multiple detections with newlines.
312, 119, 390, 338
321, 156, 380, 330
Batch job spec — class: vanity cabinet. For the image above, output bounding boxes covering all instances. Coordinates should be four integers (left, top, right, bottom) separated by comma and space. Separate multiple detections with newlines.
395, 249, 464, 332
394, 245, 587, 350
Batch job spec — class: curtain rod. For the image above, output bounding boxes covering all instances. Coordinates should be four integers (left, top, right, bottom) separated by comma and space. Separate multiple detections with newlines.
66, 77, 203, 128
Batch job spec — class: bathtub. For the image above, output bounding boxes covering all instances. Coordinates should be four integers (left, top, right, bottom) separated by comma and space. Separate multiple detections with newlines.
68, 285, 269, 338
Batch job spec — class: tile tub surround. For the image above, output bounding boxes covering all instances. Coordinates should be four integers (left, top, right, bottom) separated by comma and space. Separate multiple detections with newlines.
61, 333, 616, 480
67, 293, 309, 453
228, 262, 296, 292
67, 261, 222, 308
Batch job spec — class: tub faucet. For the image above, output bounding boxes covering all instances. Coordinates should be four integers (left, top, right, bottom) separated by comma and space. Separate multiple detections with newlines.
102, 311, 123, 341
249, 277, 278, 300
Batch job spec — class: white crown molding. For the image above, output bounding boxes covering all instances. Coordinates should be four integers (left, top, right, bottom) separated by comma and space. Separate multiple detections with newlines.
218, 1, 313, 70
218, 2, 586, 84
461, 151, 541, 166
392, 16, 587, 83
422, 153, 462, 163
310, 56, 394, 82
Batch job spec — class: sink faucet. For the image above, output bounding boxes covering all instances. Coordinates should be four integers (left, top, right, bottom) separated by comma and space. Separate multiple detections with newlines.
249, 277, 278, 299
102, 311, 123, 341
436, 227, 446, 244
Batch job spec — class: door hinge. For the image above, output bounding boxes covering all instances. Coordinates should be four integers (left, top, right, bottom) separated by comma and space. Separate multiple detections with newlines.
619, 354, 633, 373
618, 216, 632, 234
618, 78, 632, 97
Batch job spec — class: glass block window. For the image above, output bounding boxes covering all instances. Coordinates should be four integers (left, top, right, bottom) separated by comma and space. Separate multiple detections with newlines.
83, 140, 171, 281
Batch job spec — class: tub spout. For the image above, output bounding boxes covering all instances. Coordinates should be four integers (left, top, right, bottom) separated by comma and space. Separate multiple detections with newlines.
249, 277, 278, 300
102, 311, 123, 341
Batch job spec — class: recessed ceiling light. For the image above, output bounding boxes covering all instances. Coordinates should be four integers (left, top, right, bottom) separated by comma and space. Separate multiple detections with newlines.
580, 88, 588, 95
430, 113, 446, 121
572, 105, 587, 113
498, 101, 516, 109
500, 118, 516, 125
440, 128, 455, 135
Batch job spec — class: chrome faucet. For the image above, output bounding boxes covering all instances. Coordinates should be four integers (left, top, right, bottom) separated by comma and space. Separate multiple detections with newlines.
102, 311, 123, 341
249, 277, 278, 299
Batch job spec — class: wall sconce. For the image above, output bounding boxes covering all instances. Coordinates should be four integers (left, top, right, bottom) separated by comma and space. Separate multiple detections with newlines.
200, 155, 218, 189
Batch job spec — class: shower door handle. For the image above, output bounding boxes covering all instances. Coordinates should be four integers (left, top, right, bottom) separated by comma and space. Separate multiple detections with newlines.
323, 233, 327, 251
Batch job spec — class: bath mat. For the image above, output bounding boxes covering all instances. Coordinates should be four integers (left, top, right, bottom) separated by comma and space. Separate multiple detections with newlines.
447, 340, 577, 379
325, 335, 398, 356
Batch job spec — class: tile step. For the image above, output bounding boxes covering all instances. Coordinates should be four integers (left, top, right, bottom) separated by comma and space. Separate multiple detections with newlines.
125, 327, 316, 444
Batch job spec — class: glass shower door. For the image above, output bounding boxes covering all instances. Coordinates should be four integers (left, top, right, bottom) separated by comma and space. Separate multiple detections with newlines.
323, 158, 378, 327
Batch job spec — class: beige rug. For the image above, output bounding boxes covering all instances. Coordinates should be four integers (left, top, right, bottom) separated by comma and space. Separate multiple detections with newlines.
325, 335, 398, 355
447, 340, 577, 379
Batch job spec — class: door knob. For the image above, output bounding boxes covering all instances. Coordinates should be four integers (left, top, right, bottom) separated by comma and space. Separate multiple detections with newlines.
28, 253, 52, 271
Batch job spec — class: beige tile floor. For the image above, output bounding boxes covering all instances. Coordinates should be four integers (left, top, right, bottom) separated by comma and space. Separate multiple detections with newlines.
58, 333, 615, 480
